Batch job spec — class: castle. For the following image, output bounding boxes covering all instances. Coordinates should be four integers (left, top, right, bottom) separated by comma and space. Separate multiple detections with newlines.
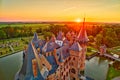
15, 20, 89, 80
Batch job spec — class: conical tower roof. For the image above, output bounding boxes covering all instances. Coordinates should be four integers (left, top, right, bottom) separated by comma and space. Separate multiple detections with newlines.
32, 32, 38, 41
69, 42, 82, 52
32, 33, 40, 48
77, 18, 89, 43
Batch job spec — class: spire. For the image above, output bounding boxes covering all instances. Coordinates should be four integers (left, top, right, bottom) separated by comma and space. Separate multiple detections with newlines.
24, 43, 36, 79
77, 17, 89, 43
32, 32, 38, 41
56, 31, 63, 40
32, 32, 40, 48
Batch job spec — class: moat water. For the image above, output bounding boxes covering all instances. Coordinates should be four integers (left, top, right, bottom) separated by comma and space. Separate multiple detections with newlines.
0, 52, 109, 80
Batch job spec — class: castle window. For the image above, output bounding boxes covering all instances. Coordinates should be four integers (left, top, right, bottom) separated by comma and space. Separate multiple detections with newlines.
69, 57, 71, 61
66, 72, 68, 76
57, 53, 59, 56
71, 68, 76, 74
73, 57, 75, 60
63, 75, 65, 80
66, 60, 67, 63
67, 65, 68, 69
62, 72, 63, 75
72, 77, 76, 80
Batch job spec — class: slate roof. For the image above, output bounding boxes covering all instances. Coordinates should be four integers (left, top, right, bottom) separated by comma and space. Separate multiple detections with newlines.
57, 45, 70, 62
20, 43, 44, 80
69, 42, 82, 52
56, 31, 63, 40
32, 33, 40, 48
42, 41, 60, 53
16, 33, 45, 80
46, 55, 58, 75
63, 39, 69, 45
38, 40, 46, 53
61, 45, 70, 59
77, 18, 89, 43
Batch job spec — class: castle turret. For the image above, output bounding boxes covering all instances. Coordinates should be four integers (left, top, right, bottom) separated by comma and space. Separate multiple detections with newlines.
69, 42, 82, 80
77, 18, 89, 71
77, 18, 89, 43
55, 31, 65, 46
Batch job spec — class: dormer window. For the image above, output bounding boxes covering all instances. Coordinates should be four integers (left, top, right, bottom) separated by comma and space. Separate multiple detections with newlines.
55, 40, 63, 46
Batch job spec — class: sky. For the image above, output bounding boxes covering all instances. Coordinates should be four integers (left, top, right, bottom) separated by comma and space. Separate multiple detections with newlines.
0, 0, 120, 22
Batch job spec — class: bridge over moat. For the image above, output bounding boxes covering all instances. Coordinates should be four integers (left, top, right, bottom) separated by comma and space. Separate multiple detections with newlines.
86, 52, 120, 62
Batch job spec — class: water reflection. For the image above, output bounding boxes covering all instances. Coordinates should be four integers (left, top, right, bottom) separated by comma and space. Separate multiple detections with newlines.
0, 52, 23, 80
0, 52, 109, 80
85, 57, 109, 80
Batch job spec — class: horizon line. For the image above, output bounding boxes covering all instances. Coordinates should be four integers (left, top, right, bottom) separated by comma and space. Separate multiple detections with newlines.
0, 20, 120, 24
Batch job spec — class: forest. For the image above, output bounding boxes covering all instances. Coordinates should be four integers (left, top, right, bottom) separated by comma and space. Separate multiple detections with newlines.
0, 22, 119, 48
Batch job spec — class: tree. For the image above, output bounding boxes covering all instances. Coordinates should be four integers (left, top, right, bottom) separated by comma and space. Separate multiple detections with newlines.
43, 31, 53, 39
103, 28, 119, 47
8, 27, 14, 38
88, 36, 94, 42
95, 33, 103, 48
3, 26, 10, 38
36, 27, 42, 33
0, 30, 6, 43
28, 27, 33, 36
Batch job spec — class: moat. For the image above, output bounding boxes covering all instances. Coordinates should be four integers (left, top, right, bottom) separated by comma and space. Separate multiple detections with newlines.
0, 51, 110, 80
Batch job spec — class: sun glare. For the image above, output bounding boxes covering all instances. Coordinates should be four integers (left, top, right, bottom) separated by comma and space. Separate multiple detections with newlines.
75, 18, 82, 23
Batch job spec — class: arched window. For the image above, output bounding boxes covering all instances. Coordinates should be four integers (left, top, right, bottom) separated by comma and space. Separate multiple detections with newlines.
71, 68, 76, 74
63, 75, 65, 80
69, 57, 71, 61
73, 57, 75, 60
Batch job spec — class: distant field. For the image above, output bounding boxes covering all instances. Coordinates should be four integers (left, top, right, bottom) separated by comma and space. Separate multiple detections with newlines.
0, 23, 49, 27
0, 23, 50, 31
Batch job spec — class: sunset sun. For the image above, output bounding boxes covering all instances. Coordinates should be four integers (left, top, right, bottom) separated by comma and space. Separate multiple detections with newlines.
75, 18, 82, 23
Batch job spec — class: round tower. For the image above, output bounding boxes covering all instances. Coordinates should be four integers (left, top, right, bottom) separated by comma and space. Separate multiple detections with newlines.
77, 18, 89, 72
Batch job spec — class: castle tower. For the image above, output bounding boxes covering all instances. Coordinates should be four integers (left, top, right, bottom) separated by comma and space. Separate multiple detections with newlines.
55, 31, 65, 46
77, 18, 89, 71
69, 42, 82, 80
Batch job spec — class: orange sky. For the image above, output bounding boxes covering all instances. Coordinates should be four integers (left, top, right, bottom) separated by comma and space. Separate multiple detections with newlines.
0, 0, 120, 22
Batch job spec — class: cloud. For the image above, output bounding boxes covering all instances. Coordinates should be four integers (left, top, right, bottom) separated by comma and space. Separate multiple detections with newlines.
63, 7, 76, 12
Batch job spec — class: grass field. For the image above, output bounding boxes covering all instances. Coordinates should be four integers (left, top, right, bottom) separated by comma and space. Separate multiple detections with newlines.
0, 23, 50, 32
107, 46, 120, 56
0, 23, 49, 28
107, 66, 120, 80
86, 46, 98, 56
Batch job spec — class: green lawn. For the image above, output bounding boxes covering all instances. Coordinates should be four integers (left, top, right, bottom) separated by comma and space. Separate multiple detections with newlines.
86, 46, 98, 56
0, 23, 49, 28
0, 38, 26, 57
0, 23, 50, 32
107, 66, 120, 80
0, 35, 43, 57
107, 46, 120, 56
